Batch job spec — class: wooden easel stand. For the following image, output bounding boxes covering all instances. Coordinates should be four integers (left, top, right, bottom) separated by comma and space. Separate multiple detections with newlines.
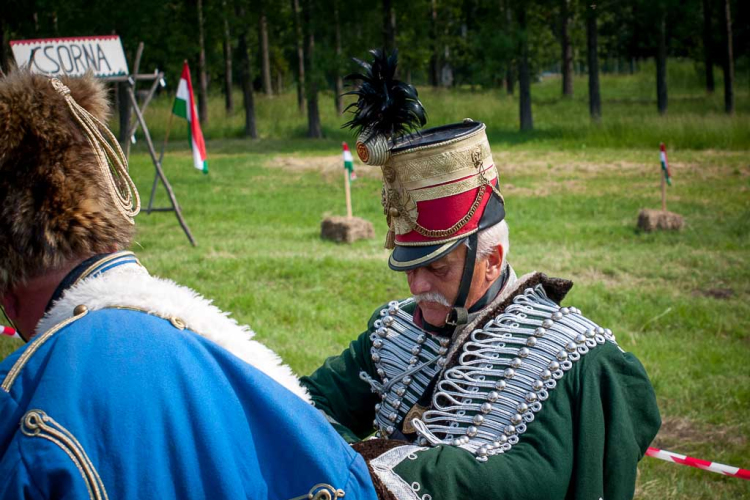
110, 41, 197, 247
126, 81, 197, 246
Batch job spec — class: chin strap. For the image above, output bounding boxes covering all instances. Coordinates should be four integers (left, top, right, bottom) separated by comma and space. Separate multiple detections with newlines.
445, 232, 478, 328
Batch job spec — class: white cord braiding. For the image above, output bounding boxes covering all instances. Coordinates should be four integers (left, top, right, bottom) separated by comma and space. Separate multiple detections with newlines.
50, 78, 140, 224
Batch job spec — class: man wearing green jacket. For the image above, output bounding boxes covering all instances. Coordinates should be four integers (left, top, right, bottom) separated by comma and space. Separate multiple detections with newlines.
302, 50, 660, 500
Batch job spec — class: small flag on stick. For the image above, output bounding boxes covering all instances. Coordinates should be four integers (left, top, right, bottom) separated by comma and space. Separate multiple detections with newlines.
659, 143, 673, 211
343, 142, 356, 181
343, 142, 354, 218
660, 143, 672, 186
173, 61, 208, 174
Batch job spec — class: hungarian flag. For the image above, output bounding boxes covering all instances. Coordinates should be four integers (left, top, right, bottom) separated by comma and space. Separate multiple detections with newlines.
660, 143, 672, 186
173, 61, 208, 174
343, 142, 356, 181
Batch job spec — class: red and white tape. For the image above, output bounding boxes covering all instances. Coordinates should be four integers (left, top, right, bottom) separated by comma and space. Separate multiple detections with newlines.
1, 326, 19, 339
647, 447, 750, 480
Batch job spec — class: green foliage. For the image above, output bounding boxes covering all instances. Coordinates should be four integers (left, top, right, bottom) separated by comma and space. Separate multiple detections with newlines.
132, 58, 749, 150
2, 0, 748, 101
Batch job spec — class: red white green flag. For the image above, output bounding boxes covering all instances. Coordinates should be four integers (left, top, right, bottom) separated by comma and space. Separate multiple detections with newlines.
660, 143, 672, 186
173, 61, 208, 174
343, 142, 356, 181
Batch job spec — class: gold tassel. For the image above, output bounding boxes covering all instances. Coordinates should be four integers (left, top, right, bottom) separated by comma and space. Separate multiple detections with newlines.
384, 228, 396, 249
50, 78, 140, 224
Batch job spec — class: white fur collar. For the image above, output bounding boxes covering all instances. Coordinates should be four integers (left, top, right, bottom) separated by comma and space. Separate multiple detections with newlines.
37, 264, 310, 403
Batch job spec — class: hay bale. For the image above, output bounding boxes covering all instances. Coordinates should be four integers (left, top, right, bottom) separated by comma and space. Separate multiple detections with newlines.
321, 216, 375, 243
637, 209, 685, 232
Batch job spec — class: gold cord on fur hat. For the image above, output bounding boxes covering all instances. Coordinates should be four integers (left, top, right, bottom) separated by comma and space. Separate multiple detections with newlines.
50, 78, 140, 224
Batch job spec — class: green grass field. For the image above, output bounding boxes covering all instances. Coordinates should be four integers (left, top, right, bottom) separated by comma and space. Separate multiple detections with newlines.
1, 60, 748, 498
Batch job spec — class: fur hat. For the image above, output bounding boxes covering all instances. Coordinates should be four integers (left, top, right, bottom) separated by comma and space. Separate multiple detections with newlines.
0, 70, 136, 295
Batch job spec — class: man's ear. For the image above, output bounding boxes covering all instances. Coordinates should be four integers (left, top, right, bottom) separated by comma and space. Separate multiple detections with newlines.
484, 245, 504, 283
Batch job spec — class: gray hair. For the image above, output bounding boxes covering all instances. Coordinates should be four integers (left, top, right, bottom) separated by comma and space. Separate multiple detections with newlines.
466, 220, 510, 270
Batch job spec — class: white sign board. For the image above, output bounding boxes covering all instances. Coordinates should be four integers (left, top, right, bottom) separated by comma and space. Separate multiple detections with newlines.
10, 36, 129, 77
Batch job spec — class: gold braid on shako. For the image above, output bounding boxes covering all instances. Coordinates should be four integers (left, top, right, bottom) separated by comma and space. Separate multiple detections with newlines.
50, 78, 140, 224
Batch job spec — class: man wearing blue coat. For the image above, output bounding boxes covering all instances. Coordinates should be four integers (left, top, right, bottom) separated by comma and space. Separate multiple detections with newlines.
0, 70, 377, 500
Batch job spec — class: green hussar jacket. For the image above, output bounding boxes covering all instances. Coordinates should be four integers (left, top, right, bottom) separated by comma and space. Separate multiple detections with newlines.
301, 273, 661, 500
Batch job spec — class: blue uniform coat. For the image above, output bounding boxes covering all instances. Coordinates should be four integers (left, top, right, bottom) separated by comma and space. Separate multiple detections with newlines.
0, 257, 376, 500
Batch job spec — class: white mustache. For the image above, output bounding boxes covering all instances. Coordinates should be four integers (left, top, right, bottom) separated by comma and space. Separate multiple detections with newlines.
412, 292, 451, 307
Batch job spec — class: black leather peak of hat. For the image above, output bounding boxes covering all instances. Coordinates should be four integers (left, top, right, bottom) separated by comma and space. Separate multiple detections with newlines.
389, 239, 465, 272
391, 121, 484, 153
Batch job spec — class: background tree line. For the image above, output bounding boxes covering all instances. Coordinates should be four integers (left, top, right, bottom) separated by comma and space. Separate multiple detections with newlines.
1, 0, 747, 138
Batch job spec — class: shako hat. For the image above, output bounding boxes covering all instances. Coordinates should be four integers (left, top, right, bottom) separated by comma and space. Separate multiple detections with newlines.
343, 50, 505, 273
0, 70, 140, 295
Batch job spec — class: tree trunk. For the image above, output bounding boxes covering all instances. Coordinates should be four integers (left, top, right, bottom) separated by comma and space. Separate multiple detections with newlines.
334, 0, 344, 114
304, 0, 322, 138
586, 3, 601, 121
561, 0, 573, 97
505, 0, 515, 95
197, 0, 209, 126
237, 6, 257, 139
702, 0, 715, 93
656, 8, 668, 115
222, 1, 234, 114
518, 4, 533, 131
383, 0, 396, 52
292, 0, 306, 113
722, 0, 734, 114
441, 44, 453, 88
259, 8, 273, 97
430, 0, 439, 87
505, 65, 515, 95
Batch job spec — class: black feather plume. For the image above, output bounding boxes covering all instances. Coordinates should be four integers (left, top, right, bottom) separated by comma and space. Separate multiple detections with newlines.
342, 49, 427, 139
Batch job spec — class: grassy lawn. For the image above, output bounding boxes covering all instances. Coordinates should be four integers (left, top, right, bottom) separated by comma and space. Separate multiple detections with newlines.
1, 61, 748, 497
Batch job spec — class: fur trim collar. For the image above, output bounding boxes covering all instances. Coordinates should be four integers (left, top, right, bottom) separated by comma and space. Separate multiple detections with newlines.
37, 264, 310, 402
